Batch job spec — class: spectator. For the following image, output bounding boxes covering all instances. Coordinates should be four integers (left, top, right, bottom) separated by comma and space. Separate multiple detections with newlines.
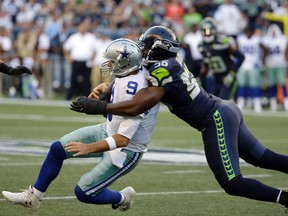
63, 19, 97, 100
182, 4, 203, 33
91, 31, 112, 90
214, 0, 246, 39
44, 10, 63, 91
183, 23, 203, 78
33, 23, 50, 98
165, 0, 185, 35
15, 22, 37, 98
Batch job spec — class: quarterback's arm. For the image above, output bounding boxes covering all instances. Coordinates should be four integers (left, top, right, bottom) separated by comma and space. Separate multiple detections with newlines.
106, 86, 164, 116
65, 134, 129, 157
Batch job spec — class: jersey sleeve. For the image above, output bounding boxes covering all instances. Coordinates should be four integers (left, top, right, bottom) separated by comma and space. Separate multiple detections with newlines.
147, 60, 174, 87
117, 116, 142, 139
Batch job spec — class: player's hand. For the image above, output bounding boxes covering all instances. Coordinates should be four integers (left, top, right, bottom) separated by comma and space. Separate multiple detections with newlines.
10, 66, 32, 75
223, 71, 236, 87
65, 142, 90, 157
70, 96, 107, 114
88, 83, 109, 99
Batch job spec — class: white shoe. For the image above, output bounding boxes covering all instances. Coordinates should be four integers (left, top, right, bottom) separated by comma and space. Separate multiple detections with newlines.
112, 186, 135, 211
2, 185, 41, 210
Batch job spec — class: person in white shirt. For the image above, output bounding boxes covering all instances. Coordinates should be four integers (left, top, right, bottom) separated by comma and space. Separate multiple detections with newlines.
91, 31, 112, 89
63, 19, 97, 100
183, 23, 203, 78
262, 24, 288, 111
2, 38, 159, 212
214, 0, 246, 39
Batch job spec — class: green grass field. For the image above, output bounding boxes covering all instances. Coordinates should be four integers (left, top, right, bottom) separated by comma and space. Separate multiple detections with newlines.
0, 100, 288, 216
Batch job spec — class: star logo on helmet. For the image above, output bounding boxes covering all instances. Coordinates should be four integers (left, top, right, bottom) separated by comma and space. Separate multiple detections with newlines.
117, 46, 133, 61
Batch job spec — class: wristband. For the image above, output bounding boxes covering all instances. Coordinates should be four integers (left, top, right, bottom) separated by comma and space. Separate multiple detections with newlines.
105, 137, 117, 150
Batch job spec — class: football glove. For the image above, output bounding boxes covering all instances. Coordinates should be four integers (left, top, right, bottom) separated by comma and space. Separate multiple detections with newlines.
10, 65, 32, 75
223, 71, 236, 88
1, 63, 32, 75
70, 96, 107, 115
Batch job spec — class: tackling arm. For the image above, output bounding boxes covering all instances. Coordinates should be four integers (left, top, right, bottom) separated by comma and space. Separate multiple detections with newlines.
106, 86, 164, 116
0, 60, 32, 76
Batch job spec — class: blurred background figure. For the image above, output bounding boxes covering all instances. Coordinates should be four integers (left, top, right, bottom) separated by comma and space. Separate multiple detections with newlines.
183, 23, 203, 78
33, 23, 50, 98
63, 19, 97, 100
198, 17, 245, 100
91, 31, 112, 89
214, 0, 246, 39
15, 22, 37, 99
262, 24, 288, 112
236, 25, 267, 113
0, 25, 13, 97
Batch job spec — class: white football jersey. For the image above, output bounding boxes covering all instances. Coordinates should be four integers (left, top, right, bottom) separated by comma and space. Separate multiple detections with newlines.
106, 68, 159, 153
237, 34, 263, 70
262, 36, 288, 67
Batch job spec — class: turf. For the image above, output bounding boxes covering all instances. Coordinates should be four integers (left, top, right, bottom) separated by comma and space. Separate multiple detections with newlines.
0, 101, 288, 216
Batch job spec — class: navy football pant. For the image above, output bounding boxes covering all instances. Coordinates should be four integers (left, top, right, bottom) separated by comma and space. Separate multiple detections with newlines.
202, 100, 288, 203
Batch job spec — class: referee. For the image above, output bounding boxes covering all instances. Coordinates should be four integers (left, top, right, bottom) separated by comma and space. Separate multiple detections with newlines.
63, 19, 97, 100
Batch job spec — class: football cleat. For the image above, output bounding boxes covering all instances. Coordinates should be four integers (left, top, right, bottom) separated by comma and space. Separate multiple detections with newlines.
112, 186, 136, 211
2, 185, 41, 210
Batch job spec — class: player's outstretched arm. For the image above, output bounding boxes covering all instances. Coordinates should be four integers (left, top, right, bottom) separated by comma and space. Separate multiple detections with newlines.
0, 60, 32, 76
106, 86, 164, 116
70, 86, 164, 116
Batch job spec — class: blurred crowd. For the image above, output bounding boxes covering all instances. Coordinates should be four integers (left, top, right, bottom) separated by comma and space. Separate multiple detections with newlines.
0, 0, 287, 111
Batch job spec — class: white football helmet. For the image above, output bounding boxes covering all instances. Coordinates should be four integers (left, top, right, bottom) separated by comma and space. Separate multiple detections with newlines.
100, 38, 142, 77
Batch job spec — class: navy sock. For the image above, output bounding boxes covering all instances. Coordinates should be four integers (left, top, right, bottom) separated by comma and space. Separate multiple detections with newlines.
223, 175, 280, 202
34, 141, 67, 192
75, 185, 122, 204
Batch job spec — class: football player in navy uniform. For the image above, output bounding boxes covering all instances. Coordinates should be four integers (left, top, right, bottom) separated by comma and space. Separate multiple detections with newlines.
0, 59, 31, 76
70, 26, 288, 211
198, 17, 245, 100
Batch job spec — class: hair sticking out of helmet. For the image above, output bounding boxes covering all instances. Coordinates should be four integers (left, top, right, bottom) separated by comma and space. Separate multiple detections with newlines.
100, 38, 142, 78
200, 17, 218, 44
138, 26, 180, 63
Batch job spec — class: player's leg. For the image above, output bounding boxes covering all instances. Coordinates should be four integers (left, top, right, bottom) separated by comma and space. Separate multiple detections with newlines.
276, 67, 288, 111
249, 68, 262, 112
236, 69, 248, 110
2, 123, 107, 209
237, 119, 288, 207
74, 149, 142, 211
267, 67, 278, 111
202, 102, 287, 207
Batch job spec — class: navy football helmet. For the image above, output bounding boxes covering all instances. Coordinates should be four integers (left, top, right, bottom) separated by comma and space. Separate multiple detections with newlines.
138, 26, 179, 63
200, 17, 218, 44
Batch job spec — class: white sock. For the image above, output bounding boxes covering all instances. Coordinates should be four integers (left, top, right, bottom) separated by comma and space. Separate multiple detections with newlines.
117, 193, 125, 205
276, 190, 282, 203
33, 187, 44, 200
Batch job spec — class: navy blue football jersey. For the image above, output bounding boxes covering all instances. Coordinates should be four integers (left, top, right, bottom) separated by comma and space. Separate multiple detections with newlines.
146, 56, 221, 130
198, 36, 235, 79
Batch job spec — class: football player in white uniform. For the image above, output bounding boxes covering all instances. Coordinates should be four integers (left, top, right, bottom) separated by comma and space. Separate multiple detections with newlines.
2, 39, 159, 211
236, 26, 267, 112
262, 24, 288, 111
